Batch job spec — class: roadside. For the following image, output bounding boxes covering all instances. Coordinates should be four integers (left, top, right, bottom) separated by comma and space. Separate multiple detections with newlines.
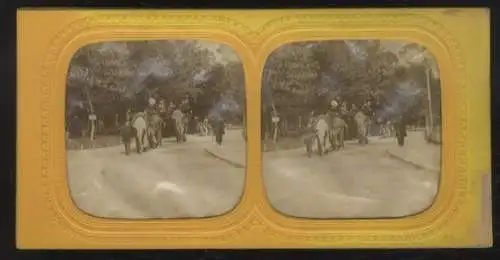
386, 130, 441, 172
66, 135, 122, 150
263, 136, 304, 152
203, 129, 246, 168
67, 134, 246, 219
67, 131, 213, 150
204, 131, 398, 168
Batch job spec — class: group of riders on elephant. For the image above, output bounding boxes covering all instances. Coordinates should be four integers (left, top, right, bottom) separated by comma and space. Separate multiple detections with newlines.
304, 109, 370, 157
120, 107, 188, 155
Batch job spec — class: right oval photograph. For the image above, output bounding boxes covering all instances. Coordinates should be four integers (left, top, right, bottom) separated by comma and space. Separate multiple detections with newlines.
261, 40, 442, 219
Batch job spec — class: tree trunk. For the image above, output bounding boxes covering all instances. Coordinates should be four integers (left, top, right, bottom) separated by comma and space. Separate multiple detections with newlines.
272, 122, 278, 144
84, 87, 96, 141
85, 48, 97, 142
425, 65, 434, 134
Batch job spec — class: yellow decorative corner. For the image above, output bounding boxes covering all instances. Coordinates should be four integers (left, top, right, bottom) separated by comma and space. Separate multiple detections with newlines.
17, 8, 491, 248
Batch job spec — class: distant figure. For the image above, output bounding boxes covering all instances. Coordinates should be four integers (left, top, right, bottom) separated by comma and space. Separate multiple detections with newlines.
212, 117, 225, 147
203, 117, 212, 136
120, 121, 136, 155
197, 117, 209, 136
271, 108, 280, 144
158, 99, 167, 113
395, 115, 408, 146
340, 102, 348, 116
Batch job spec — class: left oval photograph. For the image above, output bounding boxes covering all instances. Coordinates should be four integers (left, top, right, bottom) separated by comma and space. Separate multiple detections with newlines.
65, 40, 247, 219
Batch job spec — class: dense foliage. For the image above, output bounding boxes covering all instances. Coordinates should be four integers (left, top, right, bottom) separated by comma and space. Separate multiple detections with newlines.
66, 40, 245, 125
262, 40, 441, 133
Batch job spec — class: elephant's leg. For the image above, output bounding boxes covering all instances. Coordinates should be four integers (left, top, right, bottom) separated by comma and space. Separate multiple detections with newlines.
326, 130, 332, 151
181, 126, 187, 143
135, 132, 142, 154
174, 124, 179, 143
145, 128, 151, 148
124, 140, 130, 155
335, 131, 340, 149
362, 128, 368, 144
322, 132, 330, 154
365, 126, 369, 144
141, 129, 147, 151
358, 126, 365, 144
317, 133, 324, 156
176, 123, 184, 143
150, 128, 157, 148
156, 128, 162, 146
315, 135, 321, 156
336, 131, 341, 150
340, 129, 345, 148
149, 130, 155, 149
325, 131, 332, 153
331, 130, 337, 150
306, 137, 312, 158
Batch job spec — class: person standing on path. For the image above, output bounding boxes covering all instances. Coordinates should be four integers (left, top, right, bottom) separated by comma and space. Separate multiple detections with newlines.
395, 114, 408, 146
213, 116, 225, 147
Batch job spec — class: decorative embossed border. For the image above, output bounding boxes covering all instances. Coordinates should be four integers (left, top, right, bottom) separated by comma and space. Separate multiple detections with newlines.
255, 12, 464, 243
17, 9, 491, 248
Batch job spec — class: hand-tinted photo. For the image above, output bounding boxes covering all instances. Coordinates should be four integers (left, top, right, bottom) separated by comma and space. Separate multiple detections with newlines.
65, 40, 246, 219
261, 40, 441, 218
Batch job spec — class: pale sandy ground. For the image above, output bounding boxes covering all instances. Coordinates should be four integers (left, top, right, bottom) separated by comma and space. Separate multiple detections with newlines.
67, 129, 440, 219
263, 137, 440, 218
67, 134, 246, 219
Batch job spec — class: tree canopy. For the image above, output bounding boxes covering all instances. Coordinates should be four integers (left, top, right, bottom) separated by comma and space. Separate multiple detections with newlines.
262, 40, 441, 121
66, 40, 245, 120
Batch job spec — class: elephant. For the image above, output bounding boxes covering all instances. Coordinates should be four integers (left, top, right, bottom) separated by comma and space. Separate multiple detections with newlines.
329, 115, 348, 150
171, 109, 187, 143
146, 113, 163, 149
124, 112, 148, 154
305, 114, 332, 157
303, 131, 319, 158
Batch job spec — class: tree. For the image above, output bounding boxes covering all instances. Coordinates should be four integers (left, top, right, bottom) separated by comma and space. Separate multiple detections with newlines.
263, 43, 320, 108
192, 58, 245, 122
67, 41, 134, 139
261, 42, 324, 137
260, 39, 438, 141
398, 42, 441, 140
307, 40, 400, 109
65, 40, 248, 141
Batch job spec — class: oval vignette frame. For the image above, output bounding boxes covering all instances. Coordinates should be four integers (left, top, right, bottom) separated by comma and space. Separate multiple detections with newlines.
17, 9, 491, 248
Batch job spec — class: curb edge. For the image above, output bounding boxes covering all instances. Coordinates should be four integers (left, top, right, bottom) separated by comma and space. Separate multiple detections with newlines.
385, 149, 440, 173
203, 147, 245, 169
